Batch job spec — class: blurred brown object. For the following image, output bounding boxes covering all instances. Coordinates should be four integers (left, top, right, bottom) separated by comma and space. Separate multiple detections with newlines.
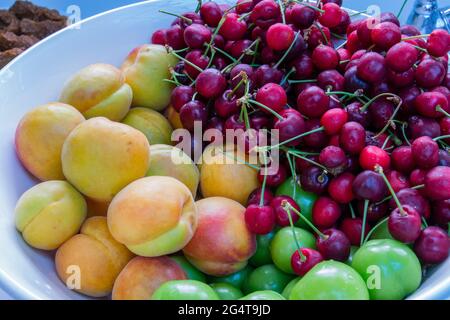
0, 1, 67, 68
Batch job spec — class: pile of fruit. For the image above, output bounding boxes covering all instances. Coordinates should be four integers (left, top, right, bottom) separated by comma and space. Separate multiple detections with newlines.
13, 0, 450, 300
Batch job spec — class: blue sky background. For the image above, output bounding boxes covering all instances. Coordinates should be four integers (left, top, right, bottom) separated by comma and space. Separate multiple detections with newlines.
1, 0, 420, 23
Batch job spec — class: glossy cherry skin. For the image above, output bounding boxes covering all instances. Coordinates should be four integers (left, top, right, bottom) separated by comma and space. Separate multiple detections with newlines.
184, 50, 209, 78
317, 70, 345, 91
356, 52, 386, 84
321, 108, 348, 135
414, 91, 449, 119
316, 229, 351, 262
390, 188, 431, 219
307, 25, 331, 49
291, 54, 314, 79
270, 195, 300, 227
386, 171, 410, 193
415, 59, 446, 88
245, 205, 276, 235
303, 119, 329, 148
391, 146, 416, 174
328, 173, 355, 204
297, 86, 330, 118
196, 68, 227, 99
250, 0, 281, 29
388, 205, 422, 243
171, 85, 195, 112
426, 29, 450, 57
411, 136, 439, 169
184, 24, 212, 49
340, 218, 369, 246
344, 66, 370, 94
359, 146, 390, 171
319, 146, 347, 173
256, 83, 287, 114
266, 23, 295, 51
200, 1, 222, 27
224, 114, 246, 132
357, 201, 388, 223
368, 99, 394, 130
425, 166, 450, 201
414, 227, 449, 265
179, 100, 208, 131
236, 0, 254, 13
248, 187, 274, 206
273, 109, 305, 146
385, 42, 418, 72
312, 44, 339, 70
151, 29, 167, 45
165, 24, 186, 50
214, 90, 239, 118
432, 199, 450, 228
255, 65, 284, 87
345, 102, 369, 127
258, 165, 287, 188
408, 115, 441, 140
300, 166, 330, 195
312, 197, 341, 229
219, 13, 247, 40
291, 248, 324, 276
371, 22, 401, 50
352, 170, 387, 202
289, 3, 316, 29
340, 121, 366, 155
319, 3, 342, 28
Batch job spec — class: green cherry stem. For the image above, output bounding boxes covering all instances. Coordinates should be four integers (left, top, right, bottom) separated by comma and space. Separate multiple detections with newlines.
276, 0, 286, 24
168, 47, 204, 73
349, 203, 356, 219
159, 10, 192, 24
436, 106, 450, 118
259, 152, 269, 207
283, 202, 327, 239
360, 93, 401, 112
401, 34, 430, 41
397, 0, 408, 18
288, 79, 318, 84
274, 31, 301, 69
287, 150, 329, 173
375, 165, 406, 215
433, 135, 450, 142
373, 98, 403, 138
247, 99, 284, 120
360, 199, 369, 246
285, 204, 306, 261
266, 126, 325, 150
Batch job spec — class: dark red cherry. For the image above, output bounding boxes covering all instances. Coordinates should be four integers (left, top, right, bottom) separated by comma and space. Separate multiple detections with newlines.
303, 119, 329, 148
356, 52, 386, 84
312, 44, 339, 70
289, 3, 316, 29
317, 69, 345, 91
426, 29, 450, 57
171, 85, 195, 112
388, 205, 422, 243
359, 146, 390, 171
248, 187, 274, 206
291, 248, 324, 276
214, 90, 239, 118
312, 196, 341, 229
270, 195, 300, 227
300, 166, 330, 195
179, 100, 208, 131
386, 42, 418, 72
184, 24, 212, 49
256, 83, 287, 114
219, 13, 247, 40
266, 23, 295, 51
357, 201, 388, 223
345, 102, 369, 127
408, 115, 441, 140
258, 165, 287, 187
344, 65, 370, 93
245, 205, 276, 234
424, 166, 450, 201
196, 68, 227, 99
352, 170, 387, 202
328, 173, 355, 204
432, 199, 450, 228
319, 146, 347, 172
386, 170, 410, 193
414, 91, 449, 118
415, 59, 446, 88
297, 86, 330, 118
255, 65, 284, 87
389, 188, 431, 219
200, 1, 222, 27
340, 121, 366, 155
291, 54, 314, 79
236, 0, 254, 13
316, 229, 351, 262
273, 109, 305, 146
414, 226, 449, 265
166, 24, 186, 49
151, 29, 167, 45
321, 108, 348, 135
411, 136, 439, 169
340, 218, 369, 246
184, 50, 209, 78
371, 22, 401, 50
391, 146, 416, 174
318, 3, 342, 28
307, 24, 331, 48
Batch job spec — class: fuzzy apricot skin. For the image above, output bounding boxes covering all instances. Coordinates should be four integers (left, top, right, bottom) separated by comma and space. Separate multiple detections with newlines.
15, 102, 85, 181
107, 176, 198, 257
55, 217, 134, 298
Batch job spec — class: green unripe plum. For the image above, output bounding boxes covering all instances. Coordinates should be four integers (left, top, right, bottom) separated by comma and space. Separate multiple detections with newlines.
242, 264, 294, 294
209, 265, 253, 289
351, 239, 422, 300
270, 227, 316, 274
240, 290, 286, 300
290, 261, 369, 300
249, 231, 275, 267
171, 255, 206, 283
281, 277, 301, 299
210, 283, 243, 300
152, 280, 219, 300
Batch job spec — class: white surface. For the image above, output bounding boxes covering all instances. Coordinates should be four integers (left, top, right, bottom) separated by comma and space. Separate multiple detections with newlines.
0, 0, 449, 300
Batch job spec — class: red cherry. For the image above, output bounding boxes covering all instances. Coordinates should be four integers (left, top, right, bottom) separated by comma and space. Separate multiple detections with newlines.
371, 22, 401, 50
244, 204, 276, 235
316, 228, 351, 262
411, 136, 439, 169
196, 68, 227, 99
386, 42, 419, 72
273, 109, 305, 146
414, 91, 449, 119
219, 13, 247, 40
266, 23, 295, 51
321, 108, 348, 135
388, 205, 422, 243
184, 24, 212, 49
248, 187, 274, 206
258, 165, 287, 187
151, 29, 167, 45
340, 218, 369, 246
297, 86, 330, 118
319, 3, 343, 28
270, 195, 300, 227
328, 172, 355, 204
312, 196, 342, 229
171, 85, 195, 112
359, 145, 391, 171
184, 50, 209, 78
312, 44, 339, 70
200, 1, 222, 27
256, 83, 287, 114
340, 121, 366, 155
414, 226, 449, 265
386, 170, 410, 193
426, 29, 450, 57
291, 248, 324, 276
424, 166, 450, 201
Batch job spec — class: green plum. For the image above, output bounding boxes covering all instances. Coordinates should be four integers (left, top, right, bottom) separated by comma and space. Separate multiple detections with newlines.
276, 177, 318, 229
249, 231, 275, 267
270, 227, 316, 274
281, 277, 301, 299
242, 264, 294, 294
240, 290, 286, 300
152, 280, 219, 300
290, 261, 369, 300
351, 239, 422, 300
171, 255, 207, 283
210, 283, 243, 300
209, 265, 253, 289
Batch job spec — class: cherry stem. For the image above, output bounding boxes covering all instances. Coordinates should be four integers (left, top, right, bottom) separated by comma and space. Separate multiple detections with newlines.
422, 216, 429, 228
247, 99, 284, 120
349, 203, 356, 219
266, 126, 325, 151
436, 106, 450, 118
375, 184, 424, 206
283, 202, 326, 239
363, 216, 389, 245
285, 203, 306, 262
373, 97, 403, 139
313, 22, 329, 45
291, 0, 324, 13
223, 38, 260, 73
274, 31, 301, 69
205, 43, 237, 63
331, 32, 346, 40
159, 10, 192, 24
402, 34, 430, 41
168, 47, 204, 73
288, 150, 329, 173
397, 0, 408, 18
276, 0, 286, 24
350, 10, 367, 17
288, 79, 318, 84
360, 199, 369, 246
360, 93, 401, 112
281, 67, 296, 86
259, 152, 269, 207
401, 122, 411, 146
411, 44, 428, 53
375, 165, 406, 216
433, 135, 450, 142
229, 72, 248, 99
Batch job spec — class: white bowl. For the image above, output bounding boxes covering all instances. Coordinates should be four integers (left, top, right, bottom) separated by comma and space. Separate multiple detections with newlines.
0, 0, 448, 300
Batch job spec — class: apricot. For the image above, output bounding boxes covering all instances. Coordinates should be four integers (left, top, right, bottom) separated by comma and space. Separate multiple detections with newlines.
112, 256, 187, 300
55, 217, 134, 297
122, 107, 173, 145
121, 44, 178, 111
107, 176, 197, 257
15, 102, 85, 181
183, 197, 256, 276
60, 63, 132, 121
146, 144, 200, 196
165, 105, 183, 130
15, 180, 87, 250
61, 117, 150, 202
200, 144, 260, 205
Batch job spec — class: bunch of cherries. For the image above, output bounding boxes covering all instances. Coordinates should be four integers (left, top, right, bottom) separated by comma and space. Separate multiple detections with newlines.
152, 0, 450, 277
